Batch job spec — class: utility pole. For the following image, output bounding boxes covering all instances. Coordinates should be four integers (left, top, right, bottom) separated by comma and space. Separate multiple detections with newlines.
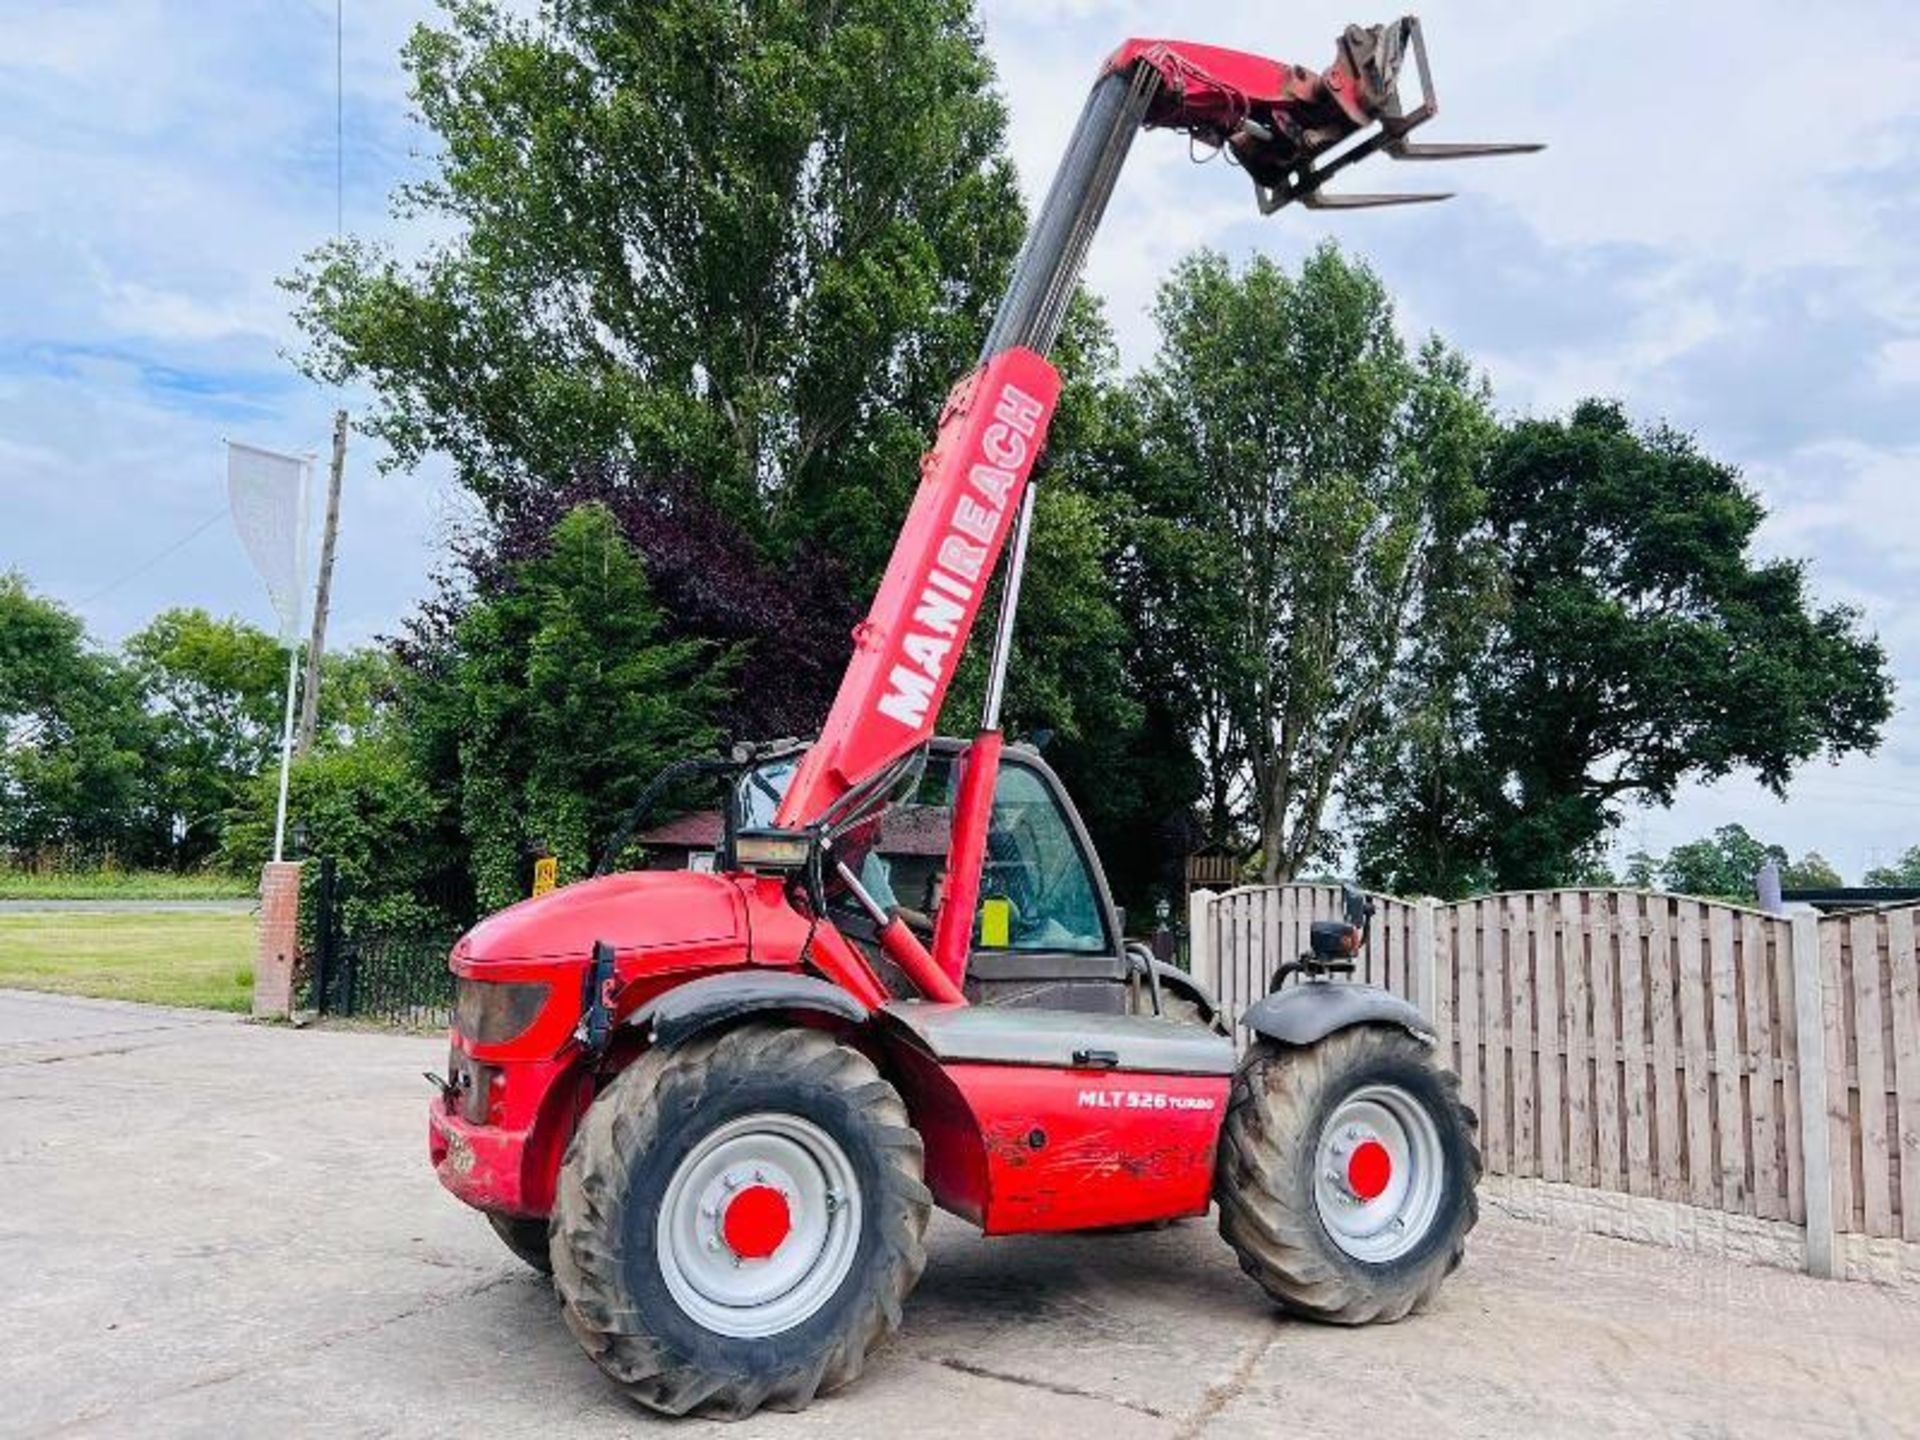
296, 409, 347, 758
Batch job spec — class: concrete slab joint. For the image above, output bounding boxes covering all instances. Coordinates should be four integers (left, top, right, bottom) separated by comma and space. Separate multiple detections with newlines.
253, 860, 304, 1020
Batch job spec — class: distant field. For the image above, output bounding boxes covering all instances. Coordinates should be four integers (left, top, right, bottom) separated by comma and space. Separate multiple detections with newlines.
0, 912, 254, 1011
0, 870, 255, 901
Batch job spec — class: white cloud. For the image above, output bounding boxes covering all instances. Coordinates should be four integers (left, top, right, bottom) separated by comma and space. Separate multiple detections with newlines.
5, 0, 1919, 874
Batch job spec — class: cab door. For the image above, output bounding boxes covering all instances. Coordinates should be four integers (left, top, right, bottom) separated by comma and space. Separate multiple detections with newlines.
965, 752, 1130, 1012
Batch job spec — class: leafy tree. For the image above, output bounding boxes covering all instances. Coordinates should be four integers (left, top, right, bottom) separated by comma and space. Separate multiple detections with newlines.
286, 0, 1023, 583
1661, 823, 1784, 901
421, 467, 860, 743
1133, 245, 1499, 883
0, 574, 150, 861
126, 610, 405, 867
1621, 849, 1660, 888
1360, 401, 1894, 894
1780, 851, 1842, 889
222, 734, 460, 932
411, 504, 728, 909
1864, 847, 1920, 887
1475, 402, 1891, 887
124, 609, 287, 864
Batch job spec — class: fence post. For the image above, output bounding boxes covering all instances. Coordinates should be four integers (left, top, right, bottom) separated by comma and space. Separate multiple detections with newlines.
1412, 896, 1439, 1017
311, 857, 337, 1015
252, 860, 303, 1020
1791, 910, 1838, 1278
1189, 889, 1218, 998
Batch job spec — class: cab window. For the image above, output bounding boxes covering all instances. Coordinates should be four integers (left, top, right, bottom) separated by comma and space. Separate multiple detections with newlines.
979, 762, 1107, 953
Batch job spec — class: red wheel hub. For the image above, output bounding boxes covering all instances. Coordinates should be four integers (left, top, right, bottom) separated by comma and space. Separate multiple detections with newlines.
721, 1184, 792, 1260
1346, 1139, 1393, 1201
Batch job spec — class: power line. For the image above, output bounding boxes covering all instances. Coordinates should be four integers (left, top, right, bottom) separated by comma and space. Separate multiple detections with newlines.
78, 507, 229, 606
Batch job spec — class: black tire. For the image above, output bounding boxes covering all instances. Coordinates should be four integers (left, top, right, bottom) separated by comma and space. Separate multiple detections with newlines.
488, 1213, 553, 1276
551, 1023, 930, 1418
1216, 1024, 1480, 1324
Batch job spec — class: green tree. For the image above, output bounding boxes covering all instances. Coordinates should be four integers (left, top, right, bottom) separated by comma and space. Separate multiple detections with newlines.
1661, 823, 1784, 901
1485, 403, 1890, 886
1621, 849, 1660, 888
222, 734, 459, 932
1133, 245, 1500, 883
1864, 847, 1920, 887
286, 0, 1023, 582
0, 574, 150, 861
414, 504, 728, 909
125, 610, 403, 866
124, 609, 287, 864
1780, 851, 1843, 889
1372, 400, 1892, 892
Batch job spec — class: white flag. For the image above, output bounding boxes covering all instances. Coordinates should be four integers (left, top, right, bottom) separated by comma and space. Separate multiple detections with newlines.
226, 440, 311, 645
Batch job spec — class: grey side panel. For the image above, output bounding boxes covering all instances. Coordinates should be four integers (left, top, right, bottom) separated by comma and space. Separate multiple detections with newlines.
630, 972, 868, 1048
1240, 981, 1435, 1048
877, 1000, 1235, 1076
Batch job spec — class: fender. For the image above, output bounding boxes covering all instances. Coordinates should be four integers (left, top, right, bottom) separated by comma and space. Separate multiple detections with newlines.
628, 972, 869, 1049
1156, 962, 1223, 1030
1125, 943, 1225, 1032
1240, 980, 1434, 1048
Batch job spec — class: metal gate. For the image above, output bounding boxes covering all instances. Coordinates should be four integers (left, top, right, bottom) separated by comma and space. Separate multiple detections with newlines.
309, 858, 462, 1027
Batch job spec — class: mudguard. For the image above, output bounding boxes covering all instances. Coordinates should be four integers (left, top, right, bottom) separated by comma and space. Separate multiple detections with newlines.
628, 971, 868, 1048
1240, 980, 1435, 1048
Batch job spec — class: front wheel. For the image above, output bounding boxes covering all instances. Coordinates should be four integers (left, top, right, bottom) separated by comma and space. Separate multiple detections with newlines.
1215, 1024, 1480, 1324
487, 1212, 553, 1275
550, 1023, 930, 1418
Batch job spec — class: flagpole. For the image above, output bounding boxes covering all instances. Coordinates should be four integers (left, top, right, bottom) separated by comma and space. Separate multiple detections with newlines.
269, 454, 313, 863
271, 644, 301, 862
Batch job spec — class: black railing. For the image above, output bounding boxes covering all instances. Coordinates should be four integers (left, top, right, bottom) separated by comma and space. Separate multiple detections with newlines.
309, 858, 461, 1027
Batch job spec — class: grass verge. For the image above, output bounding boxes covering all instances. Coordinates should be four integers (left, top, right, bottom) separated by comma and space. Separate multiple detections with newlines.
0, 912, 255, 1011
0, 870, 256, 901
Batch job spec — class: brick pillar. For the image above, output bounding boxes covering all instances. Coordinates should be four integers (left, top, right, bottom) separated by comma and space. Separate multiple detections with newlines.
253, 861, 304, 1019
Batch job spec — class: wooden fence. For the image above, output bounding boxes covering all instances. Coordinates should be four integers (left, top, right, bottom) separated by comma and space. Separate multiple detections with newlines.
1189, 884, 1920, 1272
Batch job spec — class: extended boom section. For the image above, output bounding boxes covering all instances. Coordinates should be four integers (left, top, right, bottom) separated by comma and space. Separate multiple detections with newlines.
774, 350, 1061, 828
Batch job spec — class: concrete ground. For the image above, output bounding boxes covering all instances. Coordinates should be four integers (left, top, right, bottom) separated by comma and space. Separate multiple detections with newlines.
3, 989, 1917, 1439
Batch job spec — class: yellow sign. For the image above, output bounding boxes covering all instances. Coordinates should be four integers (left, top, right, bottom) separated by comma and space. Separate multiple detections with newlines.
532, 856, 558, 896
979, 896, 1011, 948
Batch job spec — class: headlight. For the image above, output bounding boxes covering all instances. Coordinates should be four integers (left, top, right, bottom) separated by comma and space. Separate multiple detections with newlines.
453, 979, 549, 1046
734, 826, 812, 872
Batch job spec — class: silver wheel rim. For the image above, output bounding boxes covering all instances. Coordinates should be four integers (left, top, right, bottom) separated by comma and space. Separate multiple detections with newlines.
655, 1112, 863, 1338
1312, 1083, 1446, 1263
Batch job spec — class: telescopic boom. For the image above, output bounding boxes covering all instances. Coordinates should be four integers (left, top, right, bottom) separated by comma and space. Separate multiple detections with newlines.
775, 17, 1535, 916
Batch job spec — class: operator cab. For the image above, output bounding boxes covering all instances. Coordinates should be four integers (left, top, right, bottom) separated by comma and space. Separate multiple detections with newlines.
732, 738, 1141, 1014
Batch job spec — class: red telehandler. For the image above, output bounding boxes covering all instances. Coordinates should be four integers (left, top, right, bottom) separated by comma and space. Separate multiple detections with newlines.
427, 16, 1536, 1418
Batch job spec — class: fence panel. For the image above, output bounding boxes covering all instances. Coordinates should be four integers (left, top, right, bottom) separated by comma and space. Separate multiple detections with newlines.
1535, 895, 1563, 1184
1192, 883, 1878, 1247
1617, 891, 1654, 1198
1890, 907, 1920, 1243
1593, 895, 1624, 1194
1820, 919, 1856, 1233
1848, 911, 1898, 1238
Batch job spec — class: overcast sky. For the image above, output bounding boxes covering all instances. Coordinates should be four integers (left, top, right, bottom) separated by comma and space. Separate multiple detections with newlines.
4, 1, 1919, 880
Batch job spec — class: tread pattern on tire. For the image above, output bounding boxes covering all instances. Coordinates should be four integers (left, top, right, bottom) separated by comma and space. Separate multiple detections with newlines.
1216, 1024, 1481, 1325
550, 1023, 929, 1418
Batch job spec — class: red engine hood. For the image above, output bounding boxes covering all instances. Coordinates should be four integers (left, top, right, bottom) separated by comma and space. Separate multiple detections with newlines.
458, 870, 746, 965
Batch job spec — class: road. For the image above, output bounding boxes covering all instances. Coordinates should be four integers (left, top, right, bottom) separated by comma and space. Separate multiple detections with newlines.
3, 988, 1916, 1438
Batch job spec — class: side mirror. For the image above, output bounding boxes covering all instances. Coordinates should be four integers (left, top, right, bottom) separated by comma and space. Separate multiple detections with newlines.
1342, 883, 1376, 934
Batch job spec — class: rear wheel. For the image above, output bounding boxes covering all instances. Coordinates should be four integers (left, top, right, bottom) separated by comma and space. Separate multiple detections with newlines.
551, 1024, 930, 1418
1216, 1024, 1479, 1323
